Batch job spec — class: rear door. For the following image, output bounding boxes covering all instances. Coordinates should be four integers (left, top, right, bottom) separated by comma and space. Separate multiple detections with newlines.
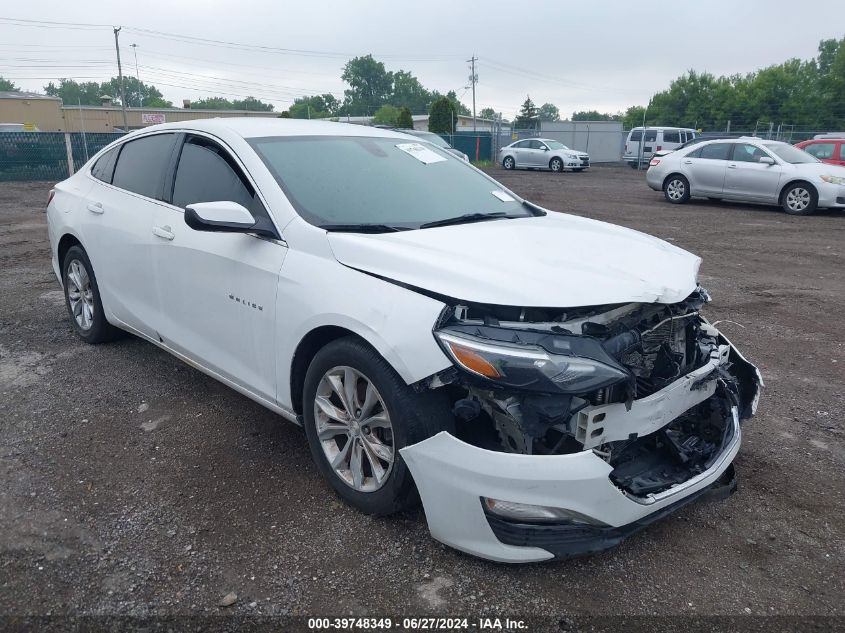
150, 133, 286, 401
80, 133, 177, 337
510, 140, 530, 166
723, 143, 783, 202
684, 142, 732, 195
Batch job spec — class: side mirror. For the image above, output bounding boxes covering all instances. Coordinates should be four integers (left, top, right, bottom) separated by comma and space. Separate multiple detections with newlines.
185, 201, 257, 234
758, 156, 775, 166
542, 146, 550, 151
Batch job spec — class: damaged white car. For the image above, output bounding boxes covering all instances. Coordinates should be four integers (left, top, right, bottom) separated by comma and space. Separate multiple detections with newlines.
47, 118, 761, 563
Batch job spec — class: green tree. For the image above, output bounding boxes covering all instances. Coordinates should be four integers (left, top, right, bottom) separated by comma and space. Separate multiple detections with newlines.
514, 96, 539, 129
537, 103, 560, 122
572, 110, 621, 121
99, 76, 172, 108
392, 70, 432, 114
288, 94, 340, 119
373, 104, 401, 125
341, 55, 394, 116
396, 107, 414, 129
44, 79, 102, 105
191, 96, 273, 111
0, 76, 19, 91
479, 107, 498, 120
445, 90, 470, 116
429, 96, 456, 133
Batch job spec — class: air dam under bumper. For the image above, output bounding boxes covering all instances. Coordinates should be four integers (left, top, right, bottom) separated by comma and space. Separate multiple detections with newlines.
401, 339, 758, 563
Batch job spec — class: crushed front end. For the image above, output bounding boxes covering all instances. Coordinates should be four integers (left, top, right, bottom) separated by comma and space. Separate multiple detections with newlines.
401, 287, 762, 562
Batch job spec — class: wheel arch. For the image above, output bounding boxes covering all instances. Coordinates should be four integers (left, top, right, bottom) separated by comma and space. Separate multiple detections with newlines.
662, 172, 689, 190
778, 179, 817, 204
57, 233, 84, 268
549, 155, 564, 170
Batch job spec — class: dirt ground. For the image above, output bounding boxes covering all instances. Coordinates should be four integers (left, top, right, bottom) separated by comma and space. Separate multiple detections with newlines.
1, 166, 843, 626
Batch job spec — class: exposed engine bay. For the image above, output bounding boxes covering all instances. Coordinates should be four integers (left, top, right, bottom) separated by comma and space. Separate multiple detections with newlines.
426, 286, 760, 498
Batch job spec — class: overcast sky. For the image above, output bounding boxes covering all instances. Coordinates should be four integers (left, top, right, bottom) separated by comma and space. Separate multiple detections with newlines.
2, 1, 844, 119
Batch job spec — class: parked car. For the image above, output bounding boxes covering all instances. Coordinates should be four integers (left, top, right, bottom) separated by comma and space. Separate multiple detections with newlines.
47, 118, 760, 563
794, 137, 845, 167
624, 127, 698, 168
395, 128, 469, 161
647, 137, 845, 215
498, 138, 589, 172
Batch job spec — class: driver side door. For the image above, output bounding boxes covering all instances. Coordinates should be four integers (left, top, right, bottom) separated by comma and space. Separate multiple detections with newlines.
150, 133, 287, 402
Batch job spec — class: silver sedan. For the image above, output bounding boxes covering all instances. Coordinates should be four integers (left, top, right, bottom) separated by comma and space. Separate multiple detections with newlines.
646, 137, 845, 215
499, 138, 590, 172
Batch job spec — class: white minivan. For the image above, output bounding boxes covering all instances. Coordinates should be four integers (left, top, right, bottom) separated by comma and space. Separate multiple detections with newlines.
624, 127, 698, 168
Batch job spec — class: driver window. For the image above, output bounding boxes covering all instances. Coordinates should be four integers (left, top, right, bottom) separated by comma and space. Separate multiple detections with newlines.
732, 143, 768, 163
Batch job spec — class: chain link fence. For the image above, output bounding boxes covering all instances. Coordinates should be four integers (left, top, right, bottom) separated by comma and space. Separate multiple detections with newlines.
0, 132, 125, 182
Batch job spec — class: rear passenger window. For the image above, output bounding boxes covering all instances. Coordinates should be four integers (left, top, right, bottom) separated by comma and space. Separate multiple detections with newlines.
663, 131, 681, 144
644, 130, 657, 142
172, 137, 254, 210
699, 143, 731, 160
111, 134, 177, 200
90, 146, 119, 183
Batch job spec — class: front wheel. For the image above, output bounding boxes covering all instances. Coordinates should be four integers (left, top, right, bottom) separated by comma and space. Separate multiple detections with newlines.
302, 337, 451, 515
502, 156, 515, 170
663, 175, 690, 204
781, 182, 818, 215
62, 245, 122, 343
549, 157, 563, 172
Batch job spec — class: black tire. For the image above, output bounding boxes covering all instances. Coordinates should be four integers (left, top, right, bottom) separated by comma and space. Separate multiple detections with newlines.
780, 181, 818, 215
502, 156, 515, 170
62, 245, 122, 344
549, 157, 563, 172
629, 162, 640, 169
663, 174, 690, 204
302, 336, 453, 516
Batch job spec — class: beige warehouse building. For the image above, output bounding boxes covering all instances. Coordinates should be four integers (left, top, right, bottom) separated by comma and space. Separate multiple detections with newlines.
0, 91, 279, 132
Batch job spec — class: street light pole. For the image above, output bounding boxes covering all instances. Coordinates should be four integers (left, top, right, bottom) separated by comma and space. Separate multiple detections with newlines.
113, 26, 129, 132
130, 43, 142, 108
467, 55, 478, 132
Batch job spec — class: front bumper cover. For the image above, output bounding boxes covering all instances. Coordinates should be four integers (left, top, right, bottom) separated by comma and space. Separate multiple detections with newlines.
400, 336, 760, 563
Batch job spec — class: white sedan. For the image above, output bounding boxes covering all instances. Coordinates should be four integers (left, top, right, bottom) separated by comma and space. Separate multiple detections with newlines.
47, 118, 760, 562
498, 138, 590, 172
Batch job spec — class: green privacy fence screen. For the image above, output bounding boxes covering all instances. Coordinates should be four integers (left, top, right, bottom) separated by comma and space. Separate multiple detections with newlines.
0, 132, 125, 182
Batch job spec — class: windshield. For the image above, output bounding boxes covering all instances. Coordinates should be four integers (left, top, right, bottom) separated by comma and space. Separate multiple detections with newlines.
407, 131, 451, 149
250, 135, 529, 229
544, 141, 568, 150
764, 143, 818, 164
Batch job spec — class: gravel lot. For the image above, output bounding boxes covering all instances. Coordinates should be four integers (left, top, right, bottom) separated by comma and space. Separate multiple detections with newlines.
1, 166, 843, 625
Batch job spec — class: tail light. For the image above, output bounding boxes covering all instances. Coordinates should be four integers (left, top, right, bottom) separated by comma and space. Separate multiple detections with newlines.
656, 145, 662, 151
47, 189, 56, 207
649, 159, 660, 166
625, 143, 629, 153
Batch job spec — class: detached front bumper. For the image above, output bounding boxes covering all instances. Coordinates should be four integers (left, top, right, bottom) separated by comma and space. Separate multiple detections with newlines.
401, 337, 761, 563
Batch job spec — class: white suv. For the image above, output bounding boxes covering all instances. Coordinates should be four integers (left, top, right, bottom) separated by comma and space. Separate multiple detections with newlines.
47, 118, 760, 562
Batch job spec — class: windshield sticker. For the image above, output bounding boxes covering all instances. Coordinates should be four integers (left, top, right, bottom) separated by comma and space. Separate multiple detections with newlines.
396, 142, 447, 165
491, 190, 515, 202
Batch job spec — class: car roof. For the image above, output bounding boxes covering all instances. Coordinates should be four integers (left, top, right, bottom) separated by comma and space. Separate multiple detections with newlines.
124, 117, 419, 141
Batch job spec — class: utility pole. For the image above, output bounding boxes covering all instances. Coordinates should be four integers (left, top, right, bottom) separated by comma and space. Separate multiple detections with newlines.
130, 43, 142, 108
467, 55, 478, 132
113, 27, 129, 131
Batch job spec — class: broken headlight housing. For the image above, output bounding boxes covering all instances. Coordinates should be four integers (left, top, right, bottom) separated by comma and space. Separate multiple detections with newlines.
435, 328, 629, 395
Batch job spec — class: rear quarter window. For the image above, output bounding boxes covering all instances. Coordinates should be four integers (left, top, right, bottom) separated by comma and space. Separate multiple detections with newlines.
111, 133, 177, 200
90, 146, 119, 183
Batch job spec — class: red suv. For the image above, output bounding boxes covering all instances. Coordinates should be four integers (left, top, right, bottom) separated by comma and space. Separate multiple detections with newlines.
795, 138, 845, 166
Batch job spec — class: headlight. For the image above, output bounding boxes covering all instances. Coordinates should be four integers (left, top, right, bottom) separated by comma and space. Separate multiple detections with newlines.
434, 329, 629, 394
820, 174, 845, 185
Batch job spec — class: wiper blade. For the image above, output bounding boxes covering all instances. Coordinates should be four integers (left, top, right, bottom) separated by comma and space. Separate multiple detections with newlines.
320, 223, 410, 233
419, 212, 512, 229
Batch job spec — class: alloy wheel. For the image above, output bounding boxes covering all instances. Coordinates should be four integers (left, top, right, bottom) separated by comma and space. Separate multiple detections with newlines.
785, 187, 810, 212
551, 158, 563, 172
314, 366, 395, 492
66, 259, 94, 331
666, 179, 686, 201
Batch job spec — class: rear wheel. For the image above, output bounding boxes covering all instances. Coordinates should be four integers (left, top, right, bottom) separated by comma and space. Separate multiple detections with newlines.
549, 157, 563, 172
302, 337, 451, 515
781, 182, 818, 215
502, 156, 515, 170
62, 245, 122, 344
663, 175, 690, 204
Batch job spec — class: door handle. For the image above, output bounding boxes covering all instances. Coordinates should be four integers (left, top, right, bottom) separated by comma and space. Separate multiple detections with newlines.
728, 164, 737, 169
683, 160, 692, 164
152, 225, 175, 241
86, 202, 104, 214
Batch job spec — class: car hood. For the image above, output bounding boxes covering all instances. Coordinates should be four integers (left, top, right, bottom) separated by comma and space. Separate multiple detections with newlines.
789, 161, 845, 176
327, 213, 701, 307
